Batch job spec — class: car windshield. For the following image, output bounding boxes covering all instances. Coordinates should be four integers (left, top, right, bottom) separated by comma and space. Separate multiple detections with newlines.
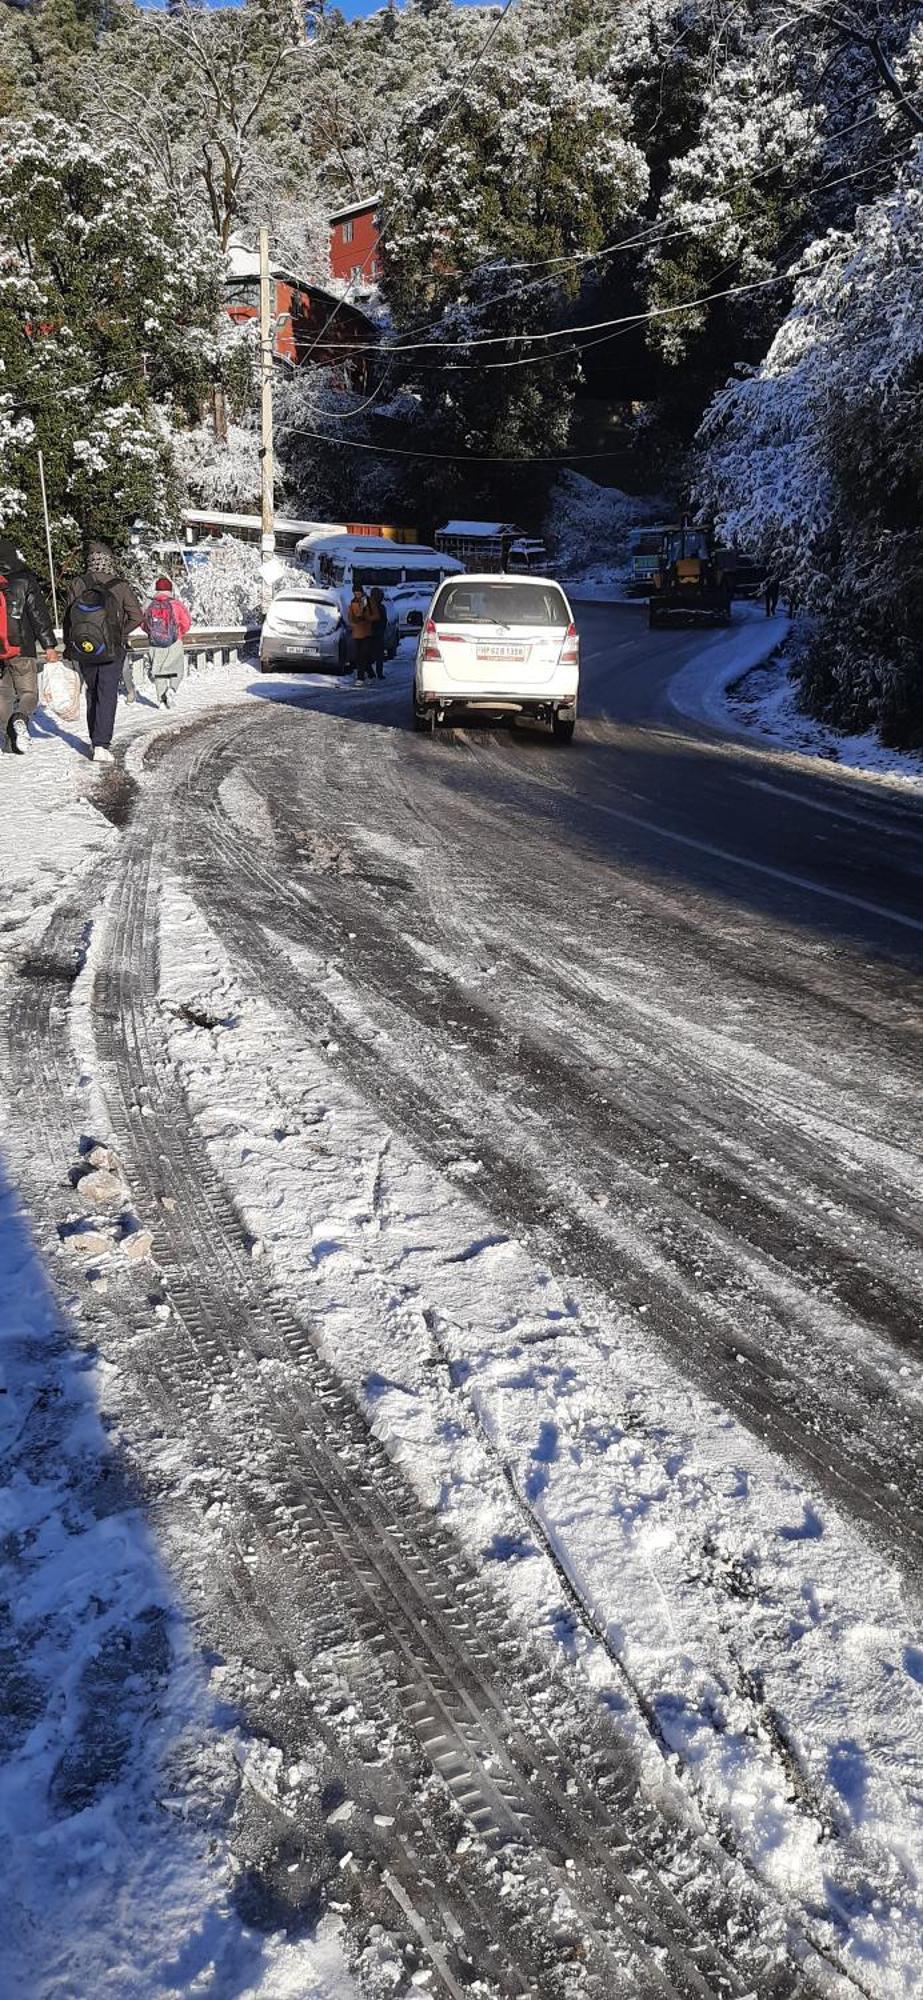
269, 597, 337, 626
436, 582, 567, 627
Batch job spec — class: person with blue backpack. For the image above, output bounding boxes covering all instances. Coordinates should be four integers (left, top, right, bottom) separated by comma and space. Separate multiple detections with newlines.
64, 540, 143, 765
140, 575, 191, 707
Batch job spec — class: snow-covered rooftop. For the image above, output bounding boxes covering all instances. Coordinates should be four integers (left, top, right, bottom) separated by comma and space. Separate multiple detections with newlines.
437, 520, 523, 538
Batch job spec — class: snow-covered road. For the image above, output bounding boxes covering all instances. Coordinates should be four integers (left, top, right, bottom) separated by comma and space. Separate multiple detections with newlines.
2, 607, 922, 1997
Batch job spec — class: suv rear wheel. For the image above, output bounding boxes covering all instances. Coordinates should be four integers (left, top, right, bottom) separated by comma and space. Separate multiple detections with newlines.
552, 711, 575, 744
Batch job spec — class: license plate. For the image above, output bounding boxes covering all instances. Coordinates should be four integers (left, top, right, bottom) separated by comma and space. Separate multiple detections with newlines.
476, 642, 528, 662
284, 644, 319, 658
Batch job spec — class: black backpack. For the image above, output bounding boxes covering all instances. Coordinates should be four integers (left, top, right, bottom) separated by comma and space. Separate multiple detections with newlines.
69, 584, 115, 665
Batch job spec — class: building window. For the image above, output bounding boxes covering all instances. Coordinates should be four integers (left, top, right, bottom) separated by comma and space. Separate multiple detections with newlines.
342, 219, 354, 244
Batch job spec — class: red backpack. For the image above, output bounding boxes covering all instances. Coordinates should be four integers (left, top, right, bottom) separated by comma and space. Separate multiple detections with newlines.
142, 596, 178, 649
0, 575, 21, 664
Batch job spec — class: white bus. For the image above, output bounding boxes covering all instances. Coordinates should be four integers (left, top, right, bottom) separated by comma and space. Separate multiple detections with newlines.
295, 534, 465, 638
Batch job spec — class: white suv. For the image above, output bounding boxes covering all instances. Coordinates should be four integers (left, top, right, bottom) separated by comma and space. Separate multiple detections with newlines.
413, 575, 579, 741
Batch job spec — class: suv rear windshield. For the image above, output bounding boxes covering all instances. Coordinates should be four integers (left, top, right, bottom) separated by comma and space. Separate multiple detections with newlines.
435, 581, 567, 627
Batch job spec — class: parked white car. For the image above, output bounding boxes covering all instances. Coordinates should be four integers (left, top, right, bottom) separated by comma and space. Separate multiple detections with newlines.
260, 587, 349, 672
412, 575, 579, 740
259, 587, 398, 674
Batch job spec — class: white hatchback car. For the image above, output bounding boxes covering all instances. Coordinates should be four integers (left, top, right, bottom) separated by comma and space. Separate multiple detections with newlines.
259, 586, 349, 673
413, 575, 579, 740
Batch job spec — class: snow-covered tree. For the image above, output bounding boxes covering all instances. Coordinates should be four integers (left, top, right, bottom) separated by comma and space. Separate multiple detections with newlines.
0, 114, 219, 567
374, 20, 648, 512
698, 143, 923, 744
76, 0, 324, 255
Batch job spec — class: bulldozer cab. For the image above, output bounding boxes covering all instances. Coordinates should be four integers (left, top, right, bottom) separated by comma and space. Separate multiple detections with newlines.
661, 526, 710, 567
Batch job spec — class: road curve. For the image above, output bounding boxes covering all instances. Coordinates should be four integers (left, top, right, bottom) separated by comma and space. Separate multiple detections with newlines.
167, 606, 923, 1564
7, 602, 921, 1997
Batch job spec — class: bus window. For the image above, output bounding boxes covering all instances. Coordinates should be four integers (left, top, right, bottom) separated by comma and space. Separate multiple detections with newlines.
354, 565, 407, 587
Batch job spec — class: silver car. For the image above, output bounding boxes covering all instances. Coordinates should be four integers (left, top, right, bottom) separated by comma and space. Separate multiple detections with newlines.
259, 587, 350, 672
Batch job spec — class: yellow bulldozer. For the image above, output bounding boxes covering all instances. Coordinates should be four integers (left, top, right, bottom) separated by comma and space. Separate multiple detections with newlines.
648, 523, 733, 629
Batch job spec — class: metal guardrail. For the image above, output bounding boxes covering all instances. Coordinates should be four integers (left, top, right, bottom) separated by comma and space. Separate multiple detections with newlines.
126, 626, 260, 673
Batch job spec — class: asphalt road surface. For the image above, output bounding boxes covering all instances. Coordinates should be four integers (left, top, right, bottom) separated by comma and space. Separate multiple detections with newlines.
209, 601, 923, 1557
9, 601, 922, 1997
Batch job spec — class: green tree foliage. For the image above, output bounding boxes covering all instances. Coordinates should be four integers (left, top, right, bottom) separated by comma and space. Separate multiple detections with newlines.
0, 114, 219, 566
370, 18, 647, 515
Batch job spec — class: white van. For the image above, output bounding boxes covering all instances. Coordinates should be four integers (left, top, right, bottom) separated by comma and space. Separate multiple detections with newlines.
295, 534, 465, 638
413, 574, 579, 741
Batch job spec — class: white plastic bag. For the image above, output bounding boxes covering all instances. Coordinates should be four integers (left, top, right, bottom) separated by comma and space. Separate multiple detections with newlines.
41, 658, 83, 723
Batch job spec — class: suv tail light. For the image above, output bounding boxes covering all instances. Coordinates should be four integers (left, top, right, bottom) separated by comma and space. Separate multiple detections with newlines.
559, 621, 579, 667
422, 618, 443, 663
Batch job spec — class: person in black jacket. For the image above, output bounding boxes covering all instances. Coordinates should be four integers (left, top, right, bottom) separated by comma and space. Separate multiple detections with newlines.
64, 540, 144, 764
0, 535, 59, 755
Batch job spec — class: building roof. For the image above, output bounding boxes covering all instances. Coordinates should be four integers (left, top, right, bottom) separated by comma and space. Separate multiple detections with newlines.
328, 194, 382, 226
183, 511, 348, 537
437, 520, 524, 538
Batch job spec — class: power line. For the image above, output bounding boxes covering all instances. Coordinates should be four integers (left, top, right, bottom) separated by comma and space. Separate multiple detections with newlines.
284, 135, 914, 416
388, 106, 888, 346
297, 271, 790, 361
282, 425, 643, 466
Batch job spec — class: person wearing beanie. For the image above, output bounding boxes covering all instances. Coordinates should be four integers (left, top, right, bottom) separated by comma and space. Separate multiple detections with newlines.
63, 539, 144, 764
140, 574, 191, 707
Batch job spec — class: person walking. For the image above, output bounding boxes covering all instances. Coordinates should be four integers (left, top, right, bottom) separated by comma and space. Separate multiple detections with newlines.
64, 540, 144, 764
140, 575, 191, 706
348, 585, 374, 683
0, 535, 59, 756
764, 572, 781, 617
368, 586, 388, 680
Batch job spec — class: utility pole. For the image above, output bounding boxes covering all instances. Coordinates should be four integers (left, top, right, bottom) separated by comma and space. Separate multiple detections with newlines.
37, 449, 59, 630
259, 226, 276, 613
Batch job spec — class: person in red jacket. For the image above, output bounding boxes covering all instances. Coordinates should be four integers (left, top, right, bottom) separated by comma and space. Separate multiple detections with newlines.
140, 575, 191, 707
0, 534, 59, 756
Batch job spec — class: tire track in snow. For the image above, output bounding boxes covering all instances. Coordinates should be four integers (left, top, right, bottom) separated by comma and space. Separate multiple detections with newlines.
166, 709, 923, 1575
3, 838, 824, 1993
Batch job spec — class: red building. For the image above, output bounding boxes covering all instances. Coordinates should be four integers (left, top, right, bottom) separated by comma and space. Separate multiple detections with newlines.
328, 195, 382, 289
224, 257, 377, 388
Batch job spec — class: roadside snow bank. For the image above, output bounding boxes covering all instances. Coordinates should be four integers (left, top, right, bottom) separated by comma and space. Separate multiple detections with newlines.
728, 653, 923, 787
667, 610, 790, 732
669, 621, 923, 788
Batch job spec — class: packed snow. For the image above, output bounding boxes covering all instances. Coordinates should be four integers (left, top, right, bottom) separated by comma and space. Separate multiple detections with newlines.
148, 869, 923, 1998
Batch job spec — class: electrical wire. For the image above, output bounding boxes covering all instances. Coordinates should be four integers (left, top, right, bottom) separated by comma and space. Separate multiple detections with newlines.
285, 135, 916, 416
282, 425, 646, 465
294, 271, 789, 360
385, 107, 888, 346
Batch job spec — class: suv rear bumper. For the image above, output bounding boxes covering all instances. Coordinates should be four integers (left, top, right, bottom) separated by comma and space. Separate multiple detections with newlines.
415, 688, 577, 720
